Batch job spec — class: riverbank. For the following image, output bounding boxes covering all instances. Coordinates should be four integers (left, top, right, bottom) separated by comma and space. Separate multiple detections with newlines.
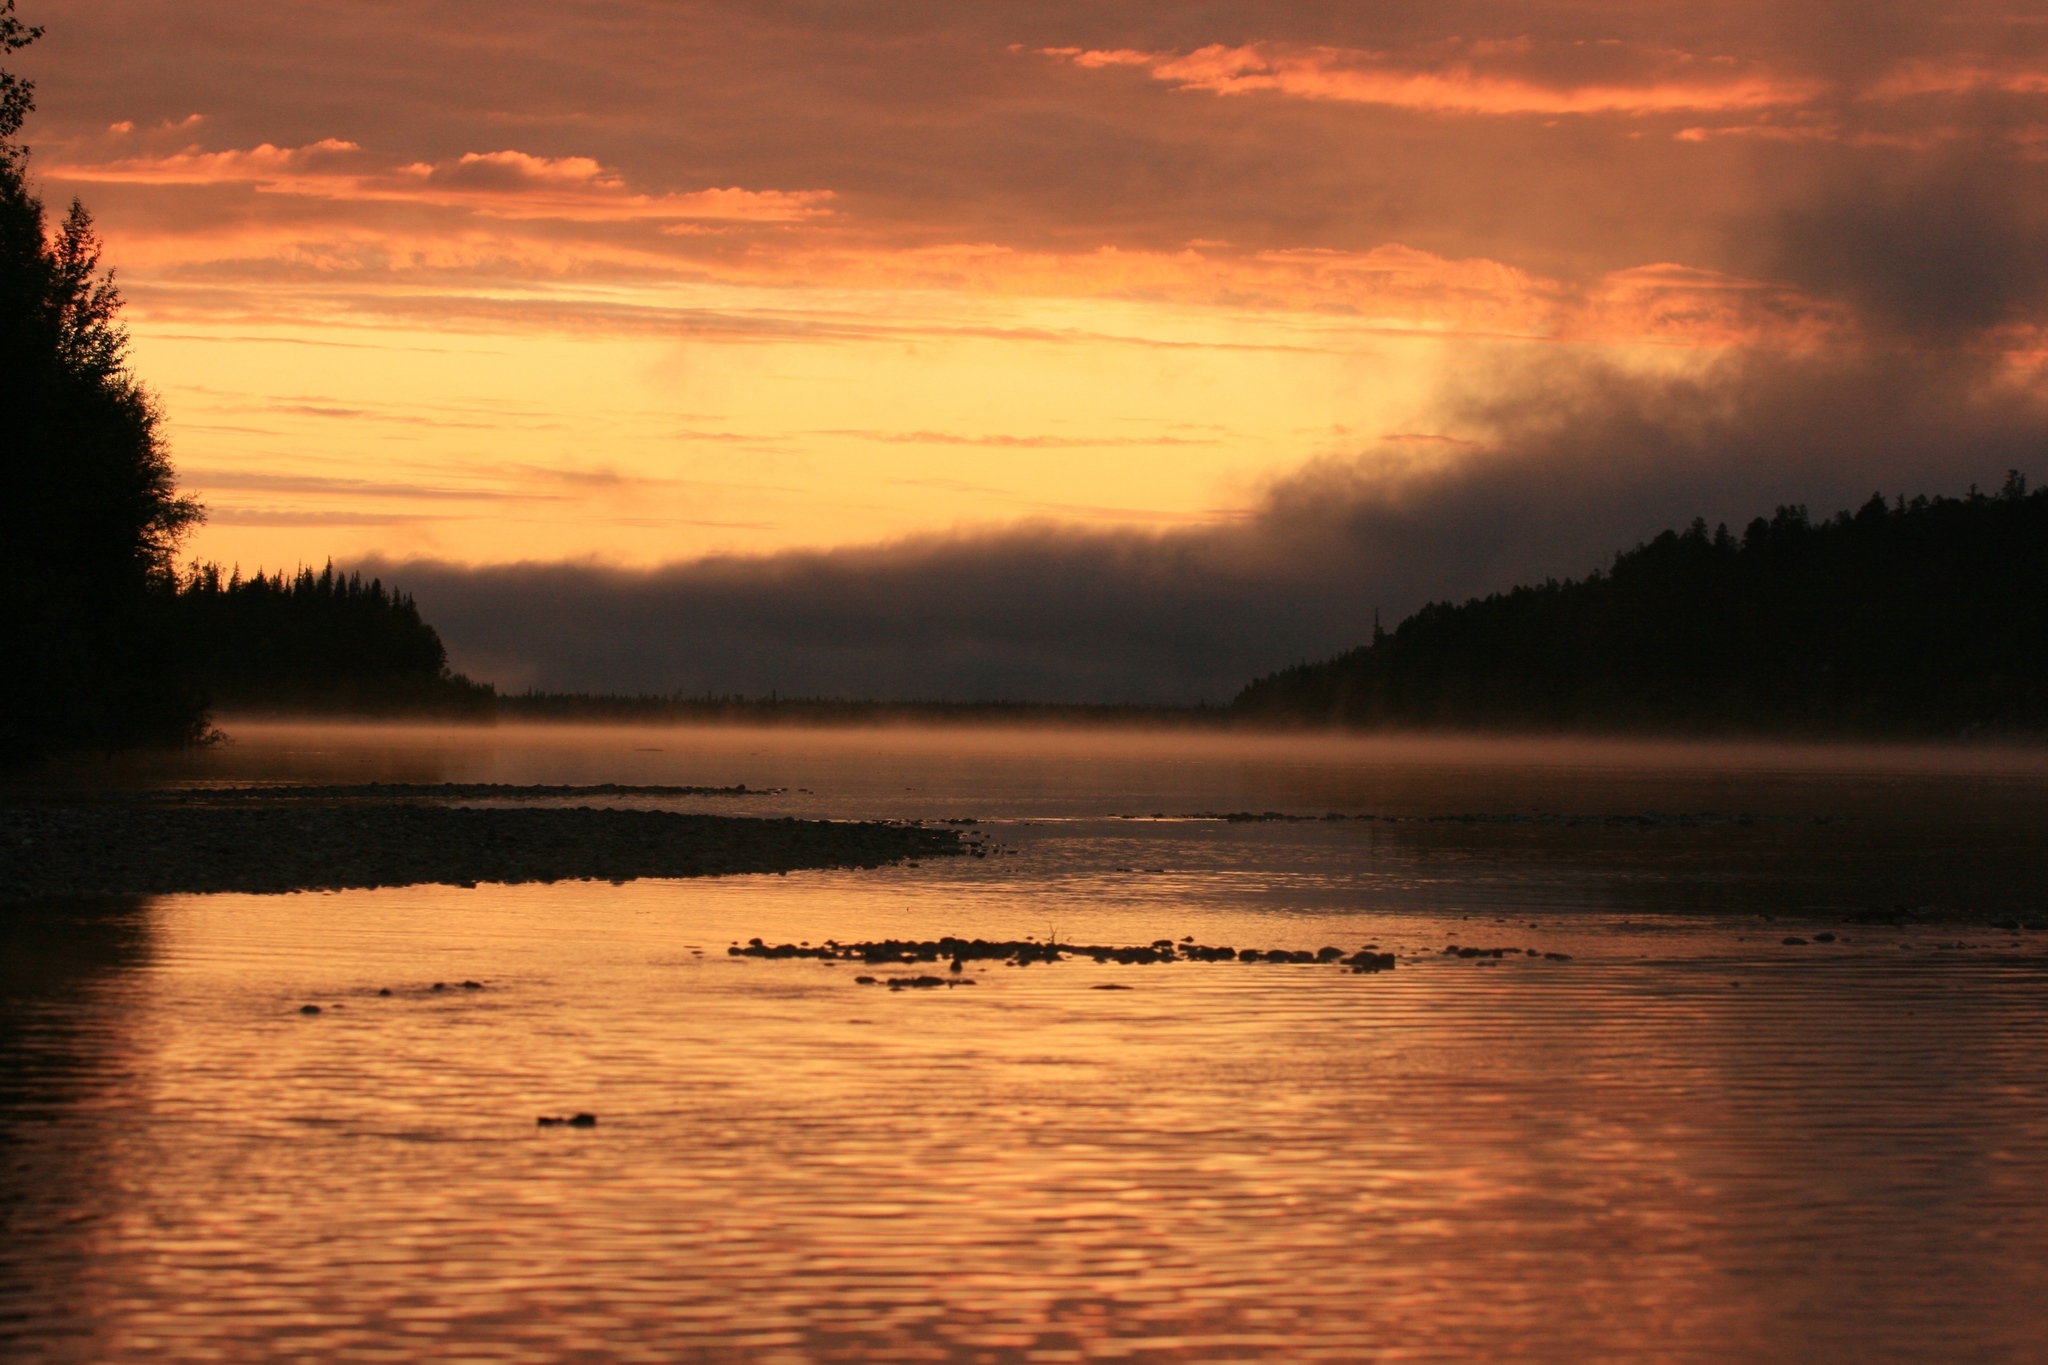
0, 788, 962, 900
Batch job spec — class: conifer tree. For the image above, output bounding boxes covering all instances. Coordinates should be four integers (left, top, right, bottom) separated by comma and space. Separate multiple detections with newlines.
1, 4, 206, 761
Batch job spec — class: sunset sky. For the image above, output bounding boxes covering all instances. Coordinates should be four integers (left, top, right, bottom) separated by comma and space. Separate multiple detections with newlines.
13, 2, 2048, 697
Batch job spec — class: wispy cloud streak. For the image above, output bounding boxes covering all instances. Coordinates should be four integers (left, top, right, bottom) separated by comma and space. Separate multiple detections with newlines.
1045, 41, 1820, 116
50, 140, 833, 222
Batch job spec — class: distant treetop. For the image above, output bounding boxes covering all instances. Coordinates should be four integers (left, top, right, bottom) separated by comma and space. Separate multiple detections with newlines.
1233, 476, 2048, 737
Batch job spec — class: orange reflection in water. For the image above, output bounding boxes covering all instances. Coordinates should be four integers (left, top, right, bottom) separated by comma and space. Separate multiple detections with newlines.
3, 870, 2046, 1362
8, 725, 2048, 1361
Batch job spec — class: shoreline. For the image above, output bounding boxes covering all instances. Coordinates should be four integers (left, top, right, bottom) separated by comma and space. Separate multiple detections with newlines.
1, 793, 963, 901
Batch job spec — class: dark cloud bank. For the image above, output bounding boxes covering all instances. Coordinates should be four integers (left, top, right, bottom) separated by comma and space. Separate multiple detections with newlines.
374, 346, 2048, 703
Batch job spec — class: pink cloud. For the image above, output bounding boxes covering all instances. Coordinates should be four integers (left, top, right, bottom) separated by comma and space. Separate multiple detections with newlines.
47, 141, 834, 223
58, 138, 366, 184
1047, 42, 1820, 116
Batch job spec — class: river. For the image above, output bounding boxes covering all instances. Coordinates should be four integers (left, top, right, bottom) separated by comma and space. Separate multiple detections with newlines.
5, 722, 2046, 1361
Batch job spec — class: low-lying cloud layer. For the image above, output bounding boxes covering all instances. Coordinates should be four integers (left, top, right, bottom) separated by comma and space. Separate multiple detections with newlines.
384, 344, 2048, 701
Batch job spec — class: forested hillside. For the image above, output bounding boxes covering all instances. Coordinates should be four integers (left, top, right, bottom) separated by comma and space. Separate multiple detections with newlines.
0, 6, 204, 761
1233, 478, 2048, 736
2, 9, 482, 759
176, 564, 492, 714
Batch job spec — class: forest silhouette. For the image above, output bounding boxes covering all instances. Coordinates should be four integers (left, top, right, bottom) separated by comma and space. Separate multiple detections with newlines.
1, 10, 480, 761
176, 563, 492, 716
1, 3, 203, 762
1234, 478, 2048, 736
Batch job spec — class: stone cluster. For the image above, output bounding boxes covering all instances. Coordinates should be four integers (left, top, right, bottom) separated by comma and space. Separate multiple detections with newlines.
729, 935, 1399, 973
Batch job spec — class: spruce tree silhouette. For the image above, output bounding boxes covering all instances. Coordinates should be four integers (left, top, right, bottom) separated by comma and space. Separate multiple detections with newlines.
1234, 478, 2048, 736
174, 561, 494, 714
1, 4, 206, 762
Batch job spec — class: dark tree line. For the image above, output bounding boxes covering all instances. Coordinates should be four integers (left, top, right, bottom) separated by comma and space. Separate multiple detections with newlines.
1, 3, 208, 761
1234, 476, 2048, 736
2, 10, 482, 760
175, 564, 492, 714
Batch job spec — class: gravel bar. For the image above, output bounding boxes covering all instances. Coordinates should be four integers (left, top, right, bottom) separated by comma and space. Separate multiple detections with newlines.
1, 802, 961, 899
137, 782, 782, 803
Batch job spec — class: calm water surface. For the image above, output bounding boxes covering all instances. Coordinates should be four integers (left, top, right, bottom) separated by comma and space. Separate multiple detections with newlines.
5, 722, 2048, 1362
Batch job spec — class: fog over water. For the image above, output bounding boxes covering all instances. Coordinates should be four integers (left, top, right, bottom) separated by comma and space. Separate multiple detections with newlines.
6, 723, 2047, 1361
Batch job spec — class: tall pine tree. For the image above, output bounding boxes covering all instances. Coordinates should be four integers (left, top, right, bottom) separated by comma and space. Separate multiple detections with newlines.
1, 3, 205, 761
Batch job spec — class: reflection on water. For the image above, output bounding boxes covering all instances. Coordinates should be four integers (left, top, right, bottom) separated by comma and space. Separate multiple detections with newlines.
0, 898, 156, 1359
5, 723, 2048, 1361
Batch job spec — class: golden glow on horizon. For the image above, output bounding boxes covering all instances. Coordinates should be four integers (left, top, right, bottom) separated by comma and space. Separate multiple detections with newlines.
134, 288, 1467, 569
94, 215, 1821, 570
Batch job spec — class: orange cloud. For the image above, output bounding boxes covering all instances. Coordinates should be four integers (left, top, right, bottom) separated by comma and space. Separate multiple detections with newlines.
1863, 60, 2048, 100
47, 141, 834, 223
1046, 42, 1820, 116
49, 137, 1848, 354
1674, 122, 1836, 144
57, 138, 367, 184
103, 227, 1841, 357
744, 242, 1835, 350
1673, 120, 1961, 152
1565, 263, 1848, 349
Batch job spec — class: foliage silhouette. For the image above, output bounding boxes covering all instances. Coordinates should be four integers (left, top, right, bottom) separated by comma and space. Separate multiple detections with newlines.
2, 6, 206, 761
176, 563, 493, 714
1234, 477, 2048, 736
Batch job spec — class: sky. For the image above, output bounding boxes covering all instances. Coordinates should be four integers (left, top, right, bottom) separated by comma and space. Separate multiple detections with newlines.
12, 1, 2048, 698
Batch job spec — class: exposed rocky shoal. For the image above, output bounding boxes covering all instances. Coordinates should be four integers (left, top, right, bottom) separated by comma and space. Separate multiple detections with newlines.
139, 781, 783, 803
732, 935, 1401, 973
0, 796, 959, 900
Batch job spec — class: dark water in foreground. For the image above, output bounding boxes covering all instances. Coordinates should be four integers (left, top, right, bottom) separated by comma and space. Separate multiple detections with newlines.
5, 723, 2048, 1362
